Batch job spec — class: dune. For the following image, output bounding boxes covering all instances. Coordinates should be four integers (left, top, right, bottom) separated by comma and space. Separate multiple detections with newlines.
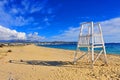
0, 44, 119, 80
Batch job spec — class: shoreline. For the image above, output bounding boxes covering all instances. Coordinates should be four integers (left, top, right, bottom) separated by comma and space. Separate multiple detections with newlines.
38, 45, 120, 56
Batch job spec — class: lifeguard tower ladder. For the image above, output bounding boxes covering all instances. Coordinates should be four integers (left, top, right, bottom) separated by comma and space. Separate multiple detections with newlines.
73, 22, 107, 66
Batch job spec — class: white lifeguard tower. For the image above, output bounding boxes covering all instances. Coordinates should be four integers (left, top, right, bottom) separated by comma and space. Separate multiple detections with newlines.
73, 22, 107, 66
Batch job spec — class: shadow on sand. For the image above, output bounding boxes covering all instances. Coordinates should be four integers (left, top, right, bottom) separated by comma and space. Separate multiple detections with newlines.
9, 60, 73, 67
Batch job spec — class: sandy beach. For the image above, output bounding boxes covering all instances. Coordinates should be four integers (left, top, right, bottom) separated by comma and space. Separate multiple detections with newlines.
0, 44, 120, 80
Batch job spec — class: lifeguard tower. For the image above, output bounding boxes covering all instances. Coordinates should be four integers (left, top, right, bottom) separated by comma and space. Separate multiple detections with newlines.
73, 22, 107, 66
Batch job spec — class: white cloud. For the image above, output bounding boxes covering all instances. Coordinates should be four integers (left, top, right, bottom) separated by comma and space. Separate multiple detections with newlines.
50, 17, 120, 42
101, 17, 120, 42
43, 16, 51, 26
0, 0, 35, 27
0, 25, 26, 40
14, 16, 34, 26
11, 8, 18, 14
0, 25, 45, 41
27, 32, 45, 41
0, 0, 51, 27
50, 27, 80, 41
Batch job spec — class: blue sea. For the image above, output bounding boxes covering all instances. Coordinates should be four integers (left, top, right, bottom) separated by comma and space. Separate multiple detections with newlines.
38, 43, 120, 55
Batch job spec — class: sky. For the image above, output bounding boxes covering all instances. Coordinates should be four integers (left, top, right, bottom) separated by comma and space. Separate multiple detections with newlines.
0, 0, 120, 42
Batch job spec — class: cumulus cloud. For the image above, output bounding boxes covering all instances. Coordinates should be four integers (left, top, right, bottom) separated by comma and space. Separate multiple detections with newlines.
27, 32, 45, 41
0, 25, 45, 41
0, 25, 26, 40
50, 17, 120, 42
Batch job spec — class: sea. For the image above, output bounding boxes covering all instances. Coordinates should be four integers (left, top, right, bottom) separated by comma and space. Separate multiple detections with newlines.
38, 43, 120, 55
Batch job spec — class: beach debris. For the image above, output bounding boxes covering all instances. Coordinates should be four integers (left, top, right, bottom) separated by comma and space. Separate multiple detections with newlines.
0, 45, 3, 48
20, 59, 23, 62
0, 44, 8, 47
101, 64, 105, 66
9, 60, 12, 63
7, 50, 12, 52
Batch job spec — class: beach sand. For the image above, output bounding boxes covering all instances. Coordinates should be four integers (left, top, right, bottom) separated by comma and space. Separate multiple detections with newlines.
0, 44, 120, 80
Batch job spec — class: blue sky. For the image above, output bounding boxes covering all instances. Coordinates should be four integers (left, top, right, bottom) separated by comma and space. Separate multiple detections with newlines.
0, 0, 120, 42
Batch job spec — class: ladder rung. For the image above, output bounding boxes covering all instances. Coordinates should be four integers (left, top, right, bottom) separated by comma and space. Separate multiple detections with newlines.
94, 43, 104, 45
94, 34, 101, 36
94, 46, 103, 48
78, 45, 91, 47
